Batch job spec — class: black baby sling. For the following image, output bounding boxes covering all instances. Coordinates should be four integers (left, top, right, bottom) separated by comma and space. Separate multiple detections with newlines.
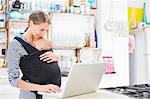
14, 36, 61, 99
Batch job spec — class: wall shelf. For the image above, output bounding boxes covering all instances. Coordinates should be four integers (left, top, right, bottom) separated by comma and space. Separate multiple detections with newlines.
9, 8, 31, 12
8, 19, 28, 23
53, 46, 81, 50
49, 12, 95, 16
0, 42, 6, 44
53, 46, 100, 50
0, 29, 6, 32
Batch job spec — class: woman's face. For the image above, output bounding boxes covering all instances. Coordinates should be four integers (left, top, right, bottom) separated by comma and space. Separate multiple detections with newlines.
30, 21, 50, 39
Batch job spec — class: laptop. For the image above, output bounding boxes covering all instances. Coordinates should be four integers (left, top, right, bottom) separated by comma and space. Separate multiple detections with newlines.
38, 62, 106, 98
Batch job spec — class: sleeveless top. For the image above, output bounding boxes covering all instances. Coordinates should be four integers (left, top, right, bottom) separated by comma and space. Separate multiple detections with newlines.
14, 37, 61, 86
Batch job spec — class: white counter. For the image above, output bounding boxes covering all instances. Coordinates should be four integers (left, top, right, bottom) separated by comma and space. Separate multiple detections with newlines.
0, 69, 134, 99
42, 90, 135, 99
0, 86, 135, 99
0, 84, 135, 99
0, 85, 19, 99
0, 68, 8, 84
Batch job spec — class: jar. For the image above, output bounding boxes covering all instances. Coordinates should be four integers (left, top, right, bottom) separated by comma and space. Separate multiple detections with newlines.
84, 33, 90, 47
0, 58, 4, 68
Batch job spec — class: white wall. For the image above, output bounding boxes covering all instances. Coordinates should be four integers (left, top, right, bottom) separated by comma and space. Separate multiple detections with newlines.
96, 0, 129, 88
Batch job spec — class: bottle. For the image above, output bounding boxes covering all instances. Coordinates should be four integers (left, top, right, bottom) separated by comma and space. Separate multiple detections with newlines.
84, 33, 90, 47
0, 16, 4, 27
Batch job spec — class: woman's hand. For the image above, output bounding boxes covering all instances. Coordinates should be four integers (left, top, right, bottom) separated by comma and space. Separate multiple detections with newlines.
39, 51, 59, 63
38, 84, 61, 93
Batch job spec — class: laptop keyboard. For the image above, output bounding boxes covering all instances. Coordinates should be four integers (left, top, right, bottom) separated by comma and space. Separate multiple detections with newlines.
61, 71, 69, 77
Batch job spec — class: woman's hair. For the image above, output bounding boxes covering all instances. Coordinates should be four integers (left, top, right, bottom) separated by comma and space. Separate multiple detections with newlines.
29, 10, 51, 25
25, 10, 51, 32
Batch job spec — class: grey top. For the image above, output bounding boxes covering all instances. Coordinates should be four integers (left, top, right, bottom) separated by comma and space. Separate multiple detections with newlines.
7, 34, 28, 87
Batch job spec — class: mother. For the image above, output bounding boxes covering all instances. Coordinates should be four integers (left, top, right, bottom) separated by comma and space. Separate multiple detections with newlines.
7, 10, 61, 99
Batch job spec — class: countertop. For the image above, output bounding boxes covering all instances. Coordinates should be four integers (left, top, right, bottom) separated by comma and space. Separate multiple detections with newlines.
0, 68, 134, 99
42, 90, 135, 99
0, 85, 135, 99
0, 84, 135, 99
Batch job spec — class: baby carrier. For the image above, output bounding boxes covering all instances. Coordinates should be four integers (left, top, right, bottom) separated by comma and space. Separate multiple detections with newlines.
14, 37, 61, 86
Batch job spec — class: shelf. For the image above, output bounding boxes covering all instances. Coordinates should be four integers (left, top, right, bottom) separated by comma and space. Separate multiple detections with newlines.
8, 19, 28, 23
0, 56, 5, 58
53, 46, 101, 50
8, 8, 95, 17
0, 29, 6, 32
80, 47, 101, 50
9, 8, 95, 16
53, 46, 81, 50
9, 8, 31, 13
0, 42, 6, 44
0, 11, 5, 14
129, 24, 150, 35
144, 24, 150, 28
50, 12, 95, 16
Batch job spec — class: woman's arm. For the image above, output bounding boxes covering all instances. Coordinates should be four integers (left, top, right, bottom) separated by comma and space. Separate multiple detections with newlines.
18, 80, 61, 92
7, 39, 26, 87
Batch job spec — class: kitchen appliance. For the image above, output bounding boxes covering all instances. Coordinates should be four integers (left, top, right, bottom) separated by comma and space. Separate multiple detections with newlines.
129, 25, 150, 85
103, 84, 150, 98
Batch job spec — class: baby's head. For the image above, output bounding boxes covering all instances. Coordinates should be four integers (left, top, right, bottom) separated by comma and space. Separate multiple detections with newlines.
35, 39, 52, 50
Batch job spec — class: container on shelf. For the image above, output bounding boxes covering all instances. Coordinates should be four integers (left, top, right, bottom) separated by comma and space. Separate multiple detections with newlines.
0, 58, 5, 68
0, 18, 4, 27
84, 33, 90, 47
0, 16, 4, 27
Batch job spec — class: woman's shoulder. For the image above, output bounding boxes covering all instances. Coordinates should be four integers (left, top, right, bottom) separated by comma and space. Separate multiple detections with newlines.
9, 38, 21, 47
8, 37, 28, 56
9, 35, 26, 50
10, 34, 25, 45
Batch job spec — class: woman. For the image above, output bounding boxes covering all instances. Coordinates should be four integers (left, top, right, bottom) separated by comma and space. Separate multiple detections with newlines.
7, 10, 61, 99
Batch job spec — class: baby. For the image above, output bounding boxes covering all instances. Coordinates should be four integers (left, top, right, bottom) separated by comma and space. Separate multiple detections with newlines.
33, 38, 52, 50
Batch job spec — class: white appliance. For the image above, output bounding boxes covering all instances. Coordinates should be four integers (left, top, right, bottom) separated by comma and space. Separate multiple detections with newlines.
144, 27, 150, 83
129, 26, 150, 85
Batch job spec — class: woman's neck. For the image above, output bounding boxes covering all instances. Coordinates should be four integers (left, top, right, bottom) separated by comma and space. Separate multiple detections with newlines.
24, 29, 34, 43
